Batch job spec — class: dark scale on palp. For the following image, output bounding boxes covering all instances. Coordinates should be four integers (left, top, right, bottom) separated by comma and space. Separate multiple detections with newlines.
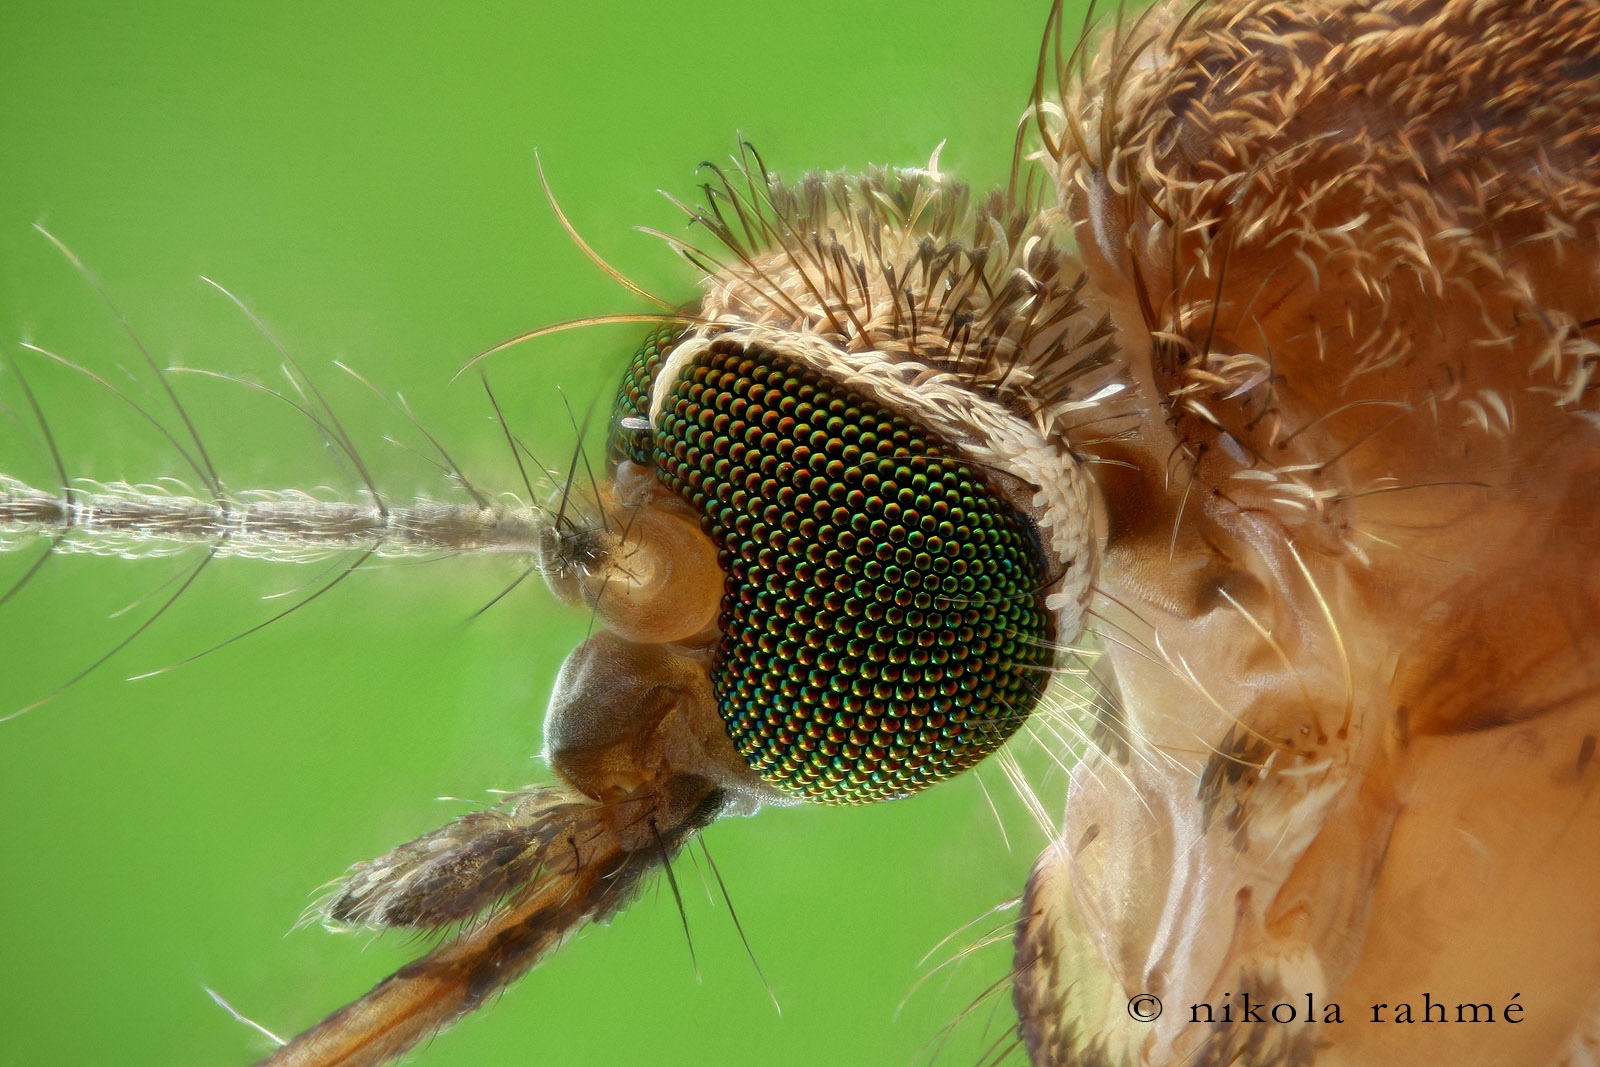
610, 331, 1053, 803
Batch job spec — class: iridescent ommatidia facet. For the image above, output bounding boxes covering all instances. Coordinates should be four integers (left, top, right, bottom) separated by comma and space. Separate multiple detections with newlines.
612, 331, 1053, 803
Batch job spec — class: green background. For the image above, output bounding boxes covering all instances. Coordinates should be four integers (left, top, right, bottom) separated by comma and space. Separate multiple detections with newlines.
0, 2, 1092, 1064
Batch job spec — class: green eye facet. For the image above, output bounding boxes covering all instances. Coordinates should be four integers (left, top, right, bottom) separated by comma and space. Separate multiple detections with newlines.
612, 332, 1054, 803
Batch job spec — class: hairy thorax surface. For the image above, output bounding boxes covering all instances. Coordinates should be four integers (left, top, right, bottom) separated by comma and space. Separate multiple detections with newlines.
1015, 1, 1600, 1065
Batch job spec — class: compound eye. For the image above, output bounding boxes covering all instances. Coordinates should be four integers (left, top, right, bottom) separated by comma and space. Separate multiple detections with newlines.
609, 330, 1057, 804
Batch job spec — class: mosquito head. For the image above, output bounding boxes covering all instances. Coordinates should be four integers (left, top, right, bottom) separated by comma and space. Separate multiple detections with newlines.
537, 161, 1113, 809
